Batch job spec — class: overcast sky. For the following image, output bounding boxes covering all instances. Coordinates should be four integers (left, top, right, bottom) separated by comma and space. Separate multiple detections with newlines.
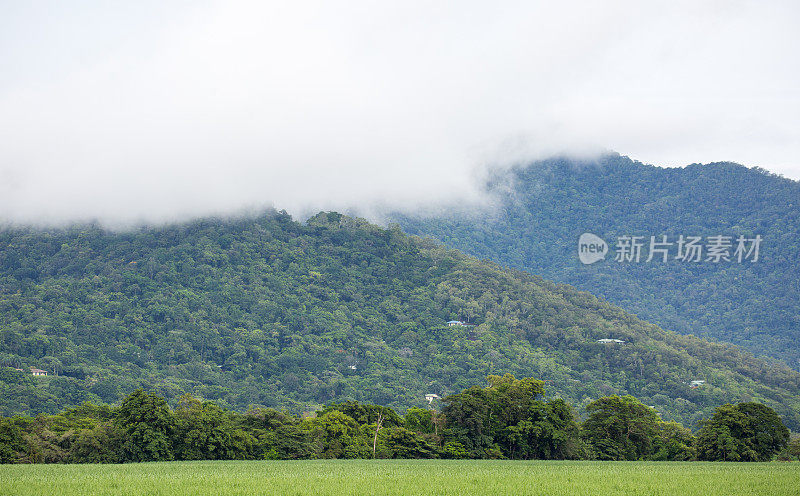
1, 1, 798, 226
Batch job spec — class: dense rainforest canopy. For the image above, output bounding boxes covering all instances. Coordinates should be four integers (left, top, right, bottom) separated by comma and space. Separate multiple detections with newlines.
388, 154, 800, 368
1, 210, 799, 430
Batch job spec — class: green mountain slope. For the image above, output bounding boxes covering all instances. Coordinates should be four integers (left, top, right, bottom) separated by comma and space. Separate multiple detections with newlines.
389, 154, 800, 368
1, 211, 799, 429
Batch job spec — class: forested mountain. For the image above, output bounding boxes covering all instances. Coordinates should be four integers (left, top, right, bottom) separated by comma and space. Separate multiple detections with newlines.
388, 154, 800, 368
1, 211, 799, 429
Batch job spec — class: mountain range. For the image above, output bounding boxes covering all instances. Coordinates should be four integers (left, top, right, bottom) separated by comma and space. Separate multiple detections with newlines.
1, 210, 798, 429
389, 154, 800, 368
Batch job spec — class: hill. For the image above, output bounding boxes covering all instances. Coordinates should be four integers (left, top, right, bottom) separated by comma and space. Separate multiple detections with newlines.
1, 211, 799, 428
388, 154, 800, 368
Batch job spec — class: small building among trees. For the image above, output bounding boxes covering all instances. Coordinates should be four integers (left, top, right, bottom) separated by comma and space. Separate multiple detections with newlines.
447, 320, 474, 327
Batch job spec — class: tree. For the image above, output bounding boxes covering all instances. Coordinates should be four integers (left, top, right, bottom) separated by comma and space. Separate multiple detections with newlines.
173, 394, 244, 460
114, 389, 175, 462
321, 402, 403, 428
506, 398, 583, 460
442, 375, 580, 459
372, 412, 383, 459
652, 421, 695, 461
404, 407, 436, 435
312, 410, 368, 459
697, 402, 789, 461
583, 395, 659, 460
67, 423, 123, 463
381, 427, 437, 458
0, 417, 25, 463
777, 435, 800, 461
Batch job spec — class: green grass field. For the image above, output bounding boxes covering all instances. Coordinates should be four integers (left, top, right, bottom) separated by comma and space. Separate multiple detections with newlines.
1, 460, 798, 496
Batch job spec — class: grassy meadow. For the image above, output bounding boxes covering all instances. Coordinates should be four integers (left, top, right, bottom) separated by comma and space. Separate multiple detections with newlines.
1, 460, 798, 496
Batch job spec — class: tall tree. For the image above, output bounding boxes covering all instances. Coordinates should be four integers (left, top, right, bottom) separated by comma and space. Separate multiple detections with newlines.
582, 395, 659, 460
114, 389, 175, 462
442, 374, 581, 459
697, 402, 789, 461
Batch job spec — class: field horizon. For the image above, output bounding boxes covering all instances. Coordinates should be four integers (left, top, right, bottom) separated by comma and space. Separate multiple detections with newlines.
1, 459, 798, 496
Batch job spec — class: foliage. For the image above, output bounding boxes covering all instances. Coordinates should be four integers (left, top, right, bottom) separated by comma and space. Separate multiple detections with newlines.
582, 395, 659, 460
115, 389, 175, 462
696, 402, 789, 461
442, 374, 582, 459
581, 396, 695, 462
311, 410, 369, 459
652, 421, 695, 461
404, 408, 436, 435
776, 435, 800, 461
173, 394, 250, 460
321, 401, 403, 428
0, 417, 25, 463
379, 427, 437, 459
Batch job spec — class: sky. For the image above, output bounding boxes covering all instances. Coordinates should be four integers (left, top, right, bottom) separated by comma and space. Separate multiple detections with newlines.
1, 1, 798, 226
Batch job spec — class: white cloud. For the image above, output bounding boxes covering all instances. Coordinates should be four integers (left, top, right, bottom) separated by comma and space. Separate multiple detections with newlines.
0, 1, 798, 225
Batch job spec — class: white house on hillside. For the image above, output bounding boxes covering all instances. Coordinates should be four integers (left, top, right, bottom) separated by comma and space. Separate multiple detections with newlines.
447, 320, 475, 327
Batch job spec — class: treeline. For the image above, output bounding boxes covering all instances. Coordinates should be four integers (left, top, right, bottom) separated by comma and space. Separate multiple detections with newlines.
0, 375, 794, 463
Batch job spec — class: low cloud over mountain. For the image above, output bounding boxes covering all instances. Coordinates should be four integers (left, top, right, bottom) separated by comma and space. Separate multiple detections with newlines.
1, 1, 798, 226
